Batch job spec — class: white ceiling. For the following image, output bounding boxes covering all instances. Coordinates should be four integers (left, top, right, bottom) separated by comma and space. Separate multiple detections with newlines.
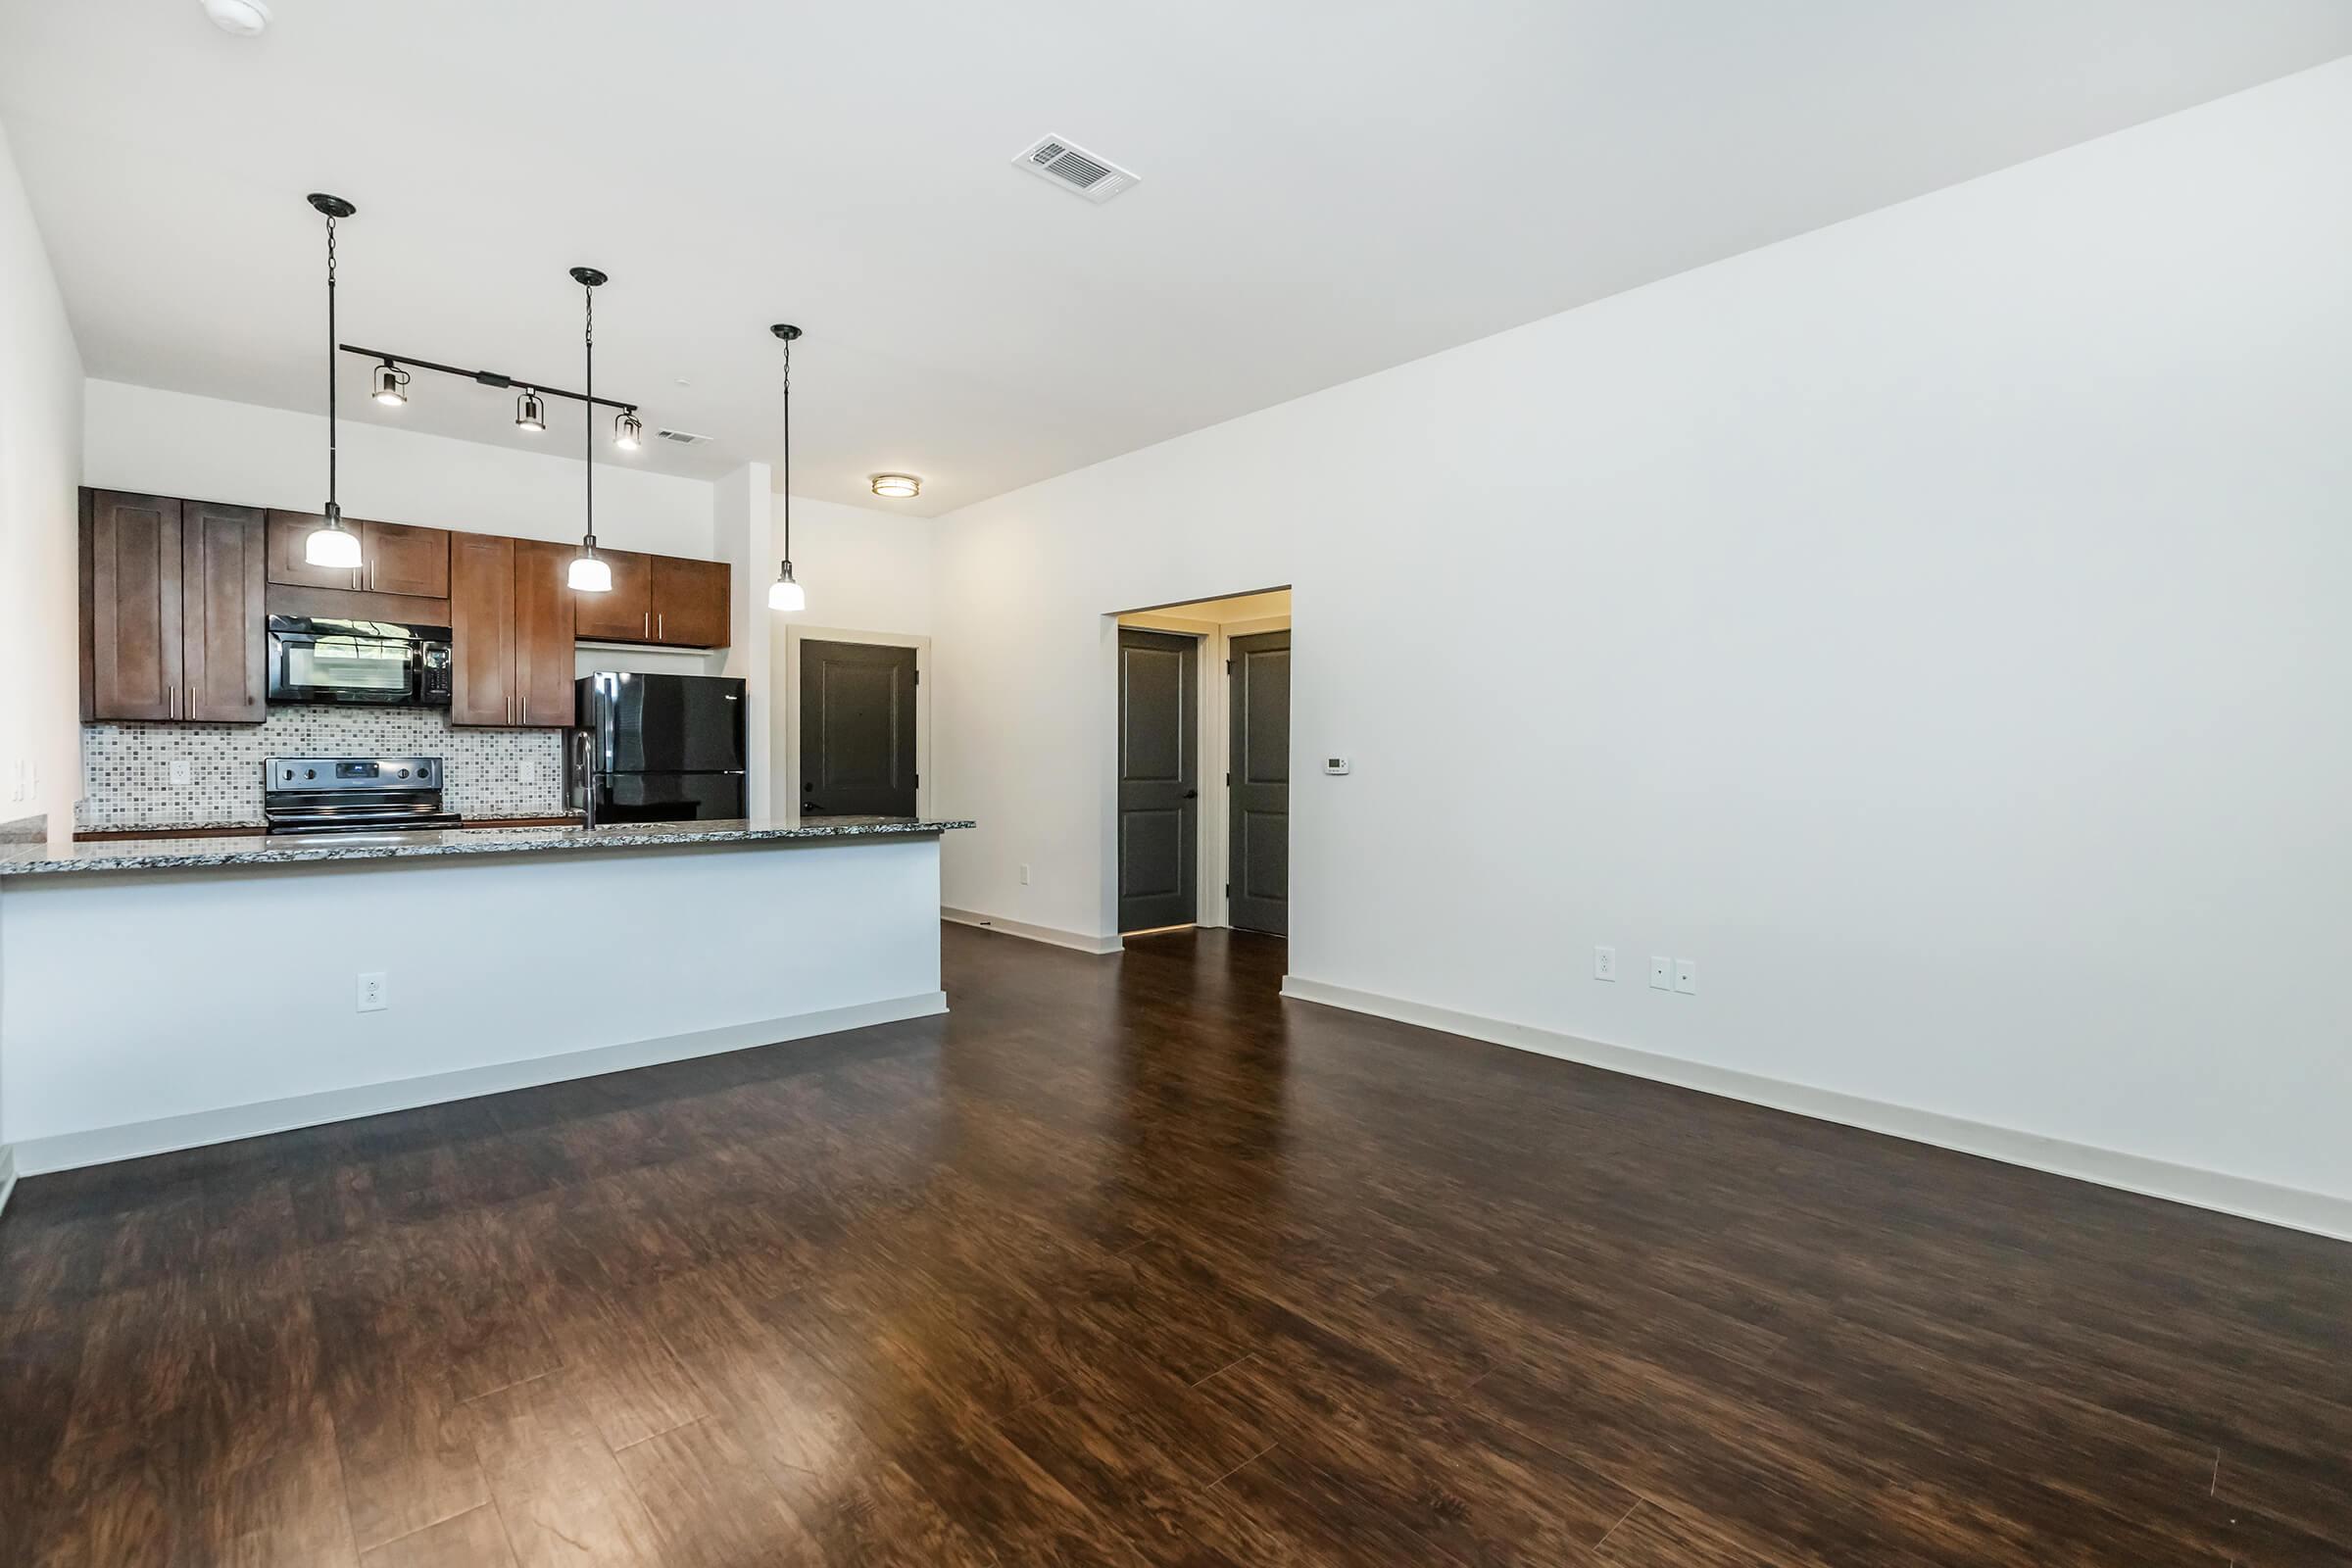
4, 2, 2347, 516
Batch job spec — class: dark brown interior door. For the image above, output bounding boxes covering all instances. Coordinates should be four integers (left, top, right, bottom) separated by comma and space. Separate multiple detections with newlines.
512, 538, 576, 726
799, 640, 918, 817
1226, 629, 1291, 936
265, 509, 363, 591
360, 520, 450, 598
652, 557, 729, 647
83, 490, 184, 721
180, 501, 268, 723
571, 548, 654, 641
448, 532, 515, 726
1118, 628, 1199, 932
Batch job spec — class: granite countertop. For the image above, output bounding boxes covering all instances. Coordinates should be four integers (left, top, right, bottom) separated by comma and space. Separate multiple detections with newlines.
0, 817, 975, 878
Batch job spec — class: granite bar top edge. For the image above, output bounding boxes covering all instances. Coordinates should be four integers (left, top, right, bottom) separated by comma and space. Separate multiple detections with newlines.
0, 817, 976, 878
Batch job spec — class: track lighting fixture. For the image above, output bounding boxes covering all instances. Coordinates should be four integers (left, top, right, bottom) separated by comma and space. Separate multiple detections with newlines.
614, 409, 643, 450
305, 194, 366, 569
768, 324, 806, 613
514, 389, 547, 432
369, 359, 408, 407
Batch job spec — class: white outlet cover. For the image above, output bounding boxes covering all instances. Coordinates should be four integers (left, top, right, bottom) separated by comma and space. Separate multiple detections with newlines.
357, 971, 388, 1012
1649, 956, 1673, 990
1675, 959, 1698, 995
1593, 945, 1616, 981
170, 759, 194, 786
519, 760, 538, 784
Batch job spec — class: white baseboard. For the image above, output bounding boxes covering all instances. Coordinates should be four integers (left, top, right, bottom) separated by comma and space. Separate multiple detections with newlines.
1280, 975, 2352, 1245
12, 991, 949, 1178
0, 1145, 17, 1220
942, 906, 1122, 956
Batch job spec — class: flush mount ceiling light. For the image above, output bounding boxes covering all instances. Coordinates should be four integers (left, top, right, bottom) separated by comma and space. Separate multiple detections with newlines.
869, 473, 921, 500
567, 268, 613, 593
514, 389, 547, 432
768, 323, 806, 613
369, 359, 409, 406
200, 0, 270, 36
303, 193, 365, 569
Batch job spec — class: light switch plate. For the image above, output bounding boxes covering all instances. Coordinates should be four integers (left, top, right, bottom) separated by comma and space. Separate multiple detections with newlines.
1649, 956, 1673, 991
1593, 945, 1617, 982
1674, 959, 1698, 995
169, 759, 193, 787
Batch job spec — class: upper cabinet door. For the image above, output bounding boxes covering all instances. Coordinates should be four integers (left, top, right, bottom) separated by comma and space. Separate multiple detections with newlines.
361, 520, 450, 598
266, 510, 364, 591
512, 539, 577, 726
180, 502, 268, 723
652, 557, 730, 647
83, 490, 185, 721
569, 548, 654, 642
448, 532, 517, 727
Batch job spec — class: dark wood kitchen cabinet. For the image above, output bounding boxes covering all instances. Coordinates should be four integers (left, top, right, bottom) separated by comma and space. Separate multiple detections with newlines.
568, 547, 653, 641
652, 555, 730, 648
266, 512, 449, 598
81, 490, 266, 723
450, 533, 575, 726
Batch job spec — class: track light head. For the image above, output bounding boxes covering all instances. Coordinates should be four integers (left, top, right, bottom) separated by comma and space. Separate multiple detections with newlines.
370, 360, 408, 406
514, 389, 547, 432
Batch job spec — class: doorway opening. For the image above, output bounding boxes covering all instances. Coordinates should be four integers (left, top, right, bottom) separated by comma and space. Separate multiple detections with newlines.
1114, 589, 1291, 938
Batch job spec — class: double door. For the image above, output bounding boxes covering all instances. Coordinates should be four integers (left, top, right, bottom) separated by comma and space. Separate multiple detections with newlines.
82, 490, 268, 723
449, 533, 576, 726
265, 511, 450, 597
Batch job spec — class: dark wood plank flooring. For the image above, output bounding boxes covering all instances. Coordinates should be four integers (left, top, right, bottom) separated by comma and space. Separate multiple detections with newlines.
4, 923, 2349, 1565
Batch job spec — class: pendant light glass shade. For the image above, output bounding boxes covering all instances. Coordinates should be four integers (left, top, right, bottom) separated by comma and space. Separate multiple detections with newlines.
305, 507, 364, 567
567, 549, 612, 593
614, 410, 642, 450
514, 390, 547, 432
768, 562, 805, 612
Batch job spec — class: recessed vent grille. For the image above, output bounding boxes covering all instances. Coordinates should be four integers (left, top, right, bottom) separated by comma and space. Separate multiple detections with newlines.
1012, 134, 1140, 204
655, 428, 712, 446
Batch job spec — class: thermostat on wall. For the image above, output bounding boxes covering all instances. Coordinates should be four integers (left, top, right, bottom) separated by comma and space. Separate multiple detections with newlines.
1322, 756, 1352, 775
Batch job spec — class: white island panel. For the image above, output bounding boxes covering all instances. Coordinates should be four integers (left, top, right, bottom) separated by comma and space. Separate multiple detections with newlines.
0, 835, 946, 1171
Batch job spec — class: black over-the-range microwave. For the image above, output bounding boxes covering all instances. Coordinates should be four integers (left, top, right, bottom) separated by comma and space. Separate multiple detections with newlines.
265, 615, 453, 708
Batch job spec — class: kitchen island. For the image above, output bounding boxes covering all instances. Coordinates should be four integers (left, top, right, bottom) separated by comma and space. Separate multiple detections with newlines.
0, 816, 973, 1176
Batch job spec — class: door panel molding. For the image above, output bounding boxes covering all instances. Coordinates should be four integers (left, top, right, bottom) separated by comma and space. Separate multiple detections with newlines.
1118, 627, 1200, 933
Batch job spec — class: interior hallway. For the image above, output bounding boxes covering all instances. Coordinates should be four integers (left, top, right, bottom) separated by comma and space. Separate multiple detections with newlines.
3, 924, 2347, 1565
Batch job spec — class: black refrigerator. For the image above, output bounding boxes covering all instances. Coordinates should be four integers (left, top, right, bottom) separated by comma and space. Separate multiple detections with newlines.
570, 672, 748, 824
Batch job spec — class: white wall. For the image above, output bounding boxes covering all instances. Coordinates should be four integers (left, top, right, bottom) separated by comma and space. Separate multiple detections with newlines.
932, 62, 2352, 1212
83, 379, 716, 558
0, 121, 84, 835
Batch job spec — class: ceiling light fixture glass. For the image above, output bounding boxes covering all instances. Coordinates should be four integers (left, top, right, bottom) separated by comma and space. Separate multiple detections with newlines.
369, 359, 409, 406
614, 409, 642, 450
514, 389, 547, 432
304, 194, 366, 570
768, 323, 806, 613
869, 473, 920, 500
566, 268, 613, 593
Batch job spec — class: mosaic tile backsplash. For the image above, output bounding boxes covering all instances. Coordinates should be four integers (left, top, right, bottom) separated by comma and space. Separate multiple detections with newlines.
79, 709, 566, 829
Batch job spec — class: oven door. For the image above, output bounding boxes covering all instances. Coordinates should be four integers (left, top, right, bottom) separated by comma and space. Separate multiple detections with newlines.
267, 616, 447, 707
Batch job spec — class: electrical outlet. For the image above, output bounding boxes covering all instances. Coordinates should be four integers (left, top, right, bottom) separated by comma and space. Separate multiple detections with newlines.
518, 760, 538, 785
169, 759, 193, 787
1019, 863, 1032, 885
1674, 959, 1698, 995
1649, 956, 1673, 991
1593, 945, 1617, 982
357, 972, 388, 1012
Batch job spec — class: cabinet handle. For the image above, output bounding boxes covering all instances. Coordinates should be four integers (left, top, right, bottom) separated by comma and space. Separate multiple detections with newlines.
643, 611, 650, 638
658, 612, 663, 641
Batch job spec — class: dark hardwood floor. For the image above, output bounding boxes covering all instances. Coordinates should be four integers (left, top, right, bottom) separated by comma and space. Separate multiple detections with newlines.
4, 923, 2350, 1566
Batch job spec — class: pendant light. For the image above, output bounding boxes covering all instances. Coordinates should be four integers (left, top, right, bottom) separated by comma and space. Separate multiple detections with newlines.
767, 323, 806, 613
514, 389, 547, 432
613, 409, 643, 450
303, 193, 365, 569
566, 268, 612, 593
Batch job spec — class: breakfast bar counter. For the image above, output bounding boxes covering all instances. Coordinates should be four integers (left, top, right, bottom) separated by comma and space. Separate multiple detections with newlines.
0, 816, 973, 1176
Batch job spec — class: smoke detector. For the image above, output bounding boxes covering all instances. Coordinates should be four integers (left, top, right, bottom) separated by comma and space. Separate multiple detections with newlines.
1011, 135, 1140, 205
655, 428, 712, 447
200, 0, 271, 35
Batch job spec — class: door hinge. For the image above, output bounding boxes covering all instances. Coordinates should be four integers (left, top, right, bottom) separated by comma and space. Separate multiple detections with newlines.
913, 669, 920, 685
1224, 771, 1231, 787
914, 772, 921, 787
1225, 659, 1233, 672
1224, 882, 1231, 898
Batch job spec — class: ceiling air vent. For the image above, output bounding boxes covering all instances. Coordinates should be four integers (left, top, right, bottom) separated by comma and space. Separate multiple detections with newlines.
1012, 134, 1140, 204
655, 427, 712, 446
